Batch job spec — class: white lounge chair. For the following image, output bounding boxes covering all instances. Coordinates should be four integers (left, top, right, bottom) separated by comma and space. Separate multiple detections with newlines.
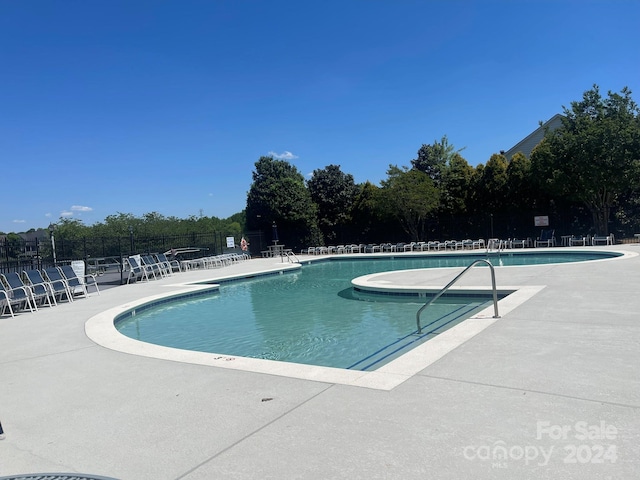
569, 235, 588, 246
59, 264, 100, 296
509, 238, 529, 248
1, 273, 37, 313
125, 256, 149, 283
592, 234, 614, 245
42, 267, 75, 301
535, 229, 556, 247
0, 282, 30, 317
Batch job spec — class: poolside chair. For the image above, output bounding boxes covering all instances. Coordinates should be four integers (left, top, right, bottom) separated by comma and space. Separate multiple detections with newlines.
403, 242, 416, 252
443, 240, 458, 250
156, 253, 181, 273
569, 235, 588, 246
141, 255, 166, 279
409, 242, 422, 251
152, 253, 175, 274
592, 234, 614, 246
426, 240, 441, 250
0, 273, 35, 314
59, 264, 100, 297
42, 267, 75, 302
25, 269, 71, 304
3, 271, 54, 310
535, 229, 556, 247
458, 239, 474, 250
0, 287, 13, 317
125, 256, 148, 283
23, 269, 59, 306
509, 238, 530, 248
460, 239, 484, 250
380, 243, 396, 252
207, 255, 227, 268
0, 282, 28, 317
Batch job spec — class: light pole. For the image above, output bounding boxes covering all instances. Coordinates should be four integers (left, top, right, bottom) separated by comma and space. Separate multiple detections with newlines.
129, 226, 134, 254
48, 223, 57, 266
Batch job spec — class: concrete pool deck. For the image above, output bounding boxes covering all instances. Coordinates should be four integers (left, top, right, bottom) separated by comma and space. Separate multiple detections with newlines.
1, 246, 639, 479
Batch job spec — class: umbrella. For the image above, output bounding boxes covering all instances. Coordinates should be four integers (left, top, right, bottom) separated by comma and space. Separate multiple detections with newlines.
272, 222, 279, 244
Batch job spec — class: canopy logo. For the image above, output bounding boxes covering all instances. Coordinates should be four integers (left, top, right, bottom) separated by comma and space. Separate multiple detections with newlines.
462, 420, 618, 469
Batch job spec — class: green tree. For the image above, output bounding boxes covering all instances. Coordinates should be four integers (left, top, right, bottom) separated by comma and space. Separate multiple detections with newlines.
380, 165, 440, 241
349, 181, 384, 242
53, 218, 90, 239
531, 85, 640, 234
95, 213, 141, 237
307, 165, 359, 244
504, 152, 531, 203
246, 156, 320, 249
472, 154, 509, 212
411, 135, 464, 186
440, 153, 473, 215
4, 233, 24, 260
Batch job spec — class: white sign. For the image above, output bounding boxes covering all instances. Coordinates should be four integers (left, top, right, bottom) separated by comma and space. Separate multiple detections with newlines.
534, 216, 549, 227
226, 236, 235, 248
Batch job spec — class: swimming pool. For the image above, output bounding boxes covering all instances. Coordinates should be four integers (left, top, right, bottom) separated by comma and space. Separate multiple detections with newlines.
115, 250, 621, 371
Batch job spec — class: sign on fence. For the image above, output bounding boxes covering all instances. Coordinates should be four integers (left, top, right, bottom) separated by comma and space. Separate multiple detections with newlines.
534, 216, 549, 227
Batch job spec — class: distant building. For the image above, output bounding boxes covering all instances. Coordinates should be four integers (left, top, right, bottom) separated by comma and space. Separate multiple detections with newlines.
502, 114, 564, 160
0, 229, 49, 260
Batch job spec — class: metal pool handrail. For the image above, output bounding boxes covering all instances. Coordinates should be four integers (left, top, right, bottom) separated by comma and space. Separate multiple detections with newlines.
486, 238, 506, 253
416, 259, 500, 334
283, 250, 299, 263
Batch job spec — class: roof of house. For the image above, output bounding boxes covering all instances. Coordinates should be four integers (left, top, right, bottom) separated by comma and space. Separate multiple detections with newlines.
503, 113, 564, 160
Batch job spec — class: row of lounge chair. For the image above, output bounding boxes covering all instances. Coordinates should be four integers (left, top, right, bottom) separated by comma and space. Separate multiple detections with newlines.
534, 231, 616, 248
302, 240, 488, 255
302, 231, 617, 256
531, 230, 616, 247
0, 265, 100, 317
123, 252, 250, 284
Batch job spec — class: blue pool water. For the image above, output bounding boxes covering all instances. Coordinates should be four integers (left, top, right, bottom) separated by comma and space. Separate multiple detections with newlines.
116, 251, 620, 371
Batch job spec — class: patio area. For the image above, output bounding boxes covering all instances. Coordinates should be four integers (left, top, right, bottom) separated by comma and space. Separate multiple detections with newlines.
1, 245, 639, 479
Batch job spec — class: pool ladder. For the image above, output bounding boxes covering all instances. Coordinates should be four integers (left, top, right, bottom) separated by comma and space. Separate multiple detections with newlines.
486, 238, 506, 254
283, 250, 299, 263
416, 259, 500, 334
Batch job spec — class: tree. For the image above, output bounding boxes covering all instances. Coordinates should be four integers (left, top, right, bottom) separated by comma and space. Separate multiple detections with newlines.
380, 165, 440, 241
349, 181, 385, 242
307, 165, 359, 244
53, 218, 90, 239
471, 153, 509, 213
440, 153, 473, 215
531, 85, 640, 234
411, 135, 464, 186
504, 152, 531, 203
246, 156, 320, 249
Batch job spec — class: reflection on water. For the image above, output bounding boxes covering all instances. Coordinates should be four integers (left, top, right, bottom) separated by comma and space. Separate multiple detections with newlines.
117, 252, 614, 369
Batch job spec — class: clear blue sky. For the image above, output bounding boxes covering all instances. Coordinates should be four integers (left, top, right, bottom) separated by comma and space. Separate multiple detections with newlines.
2, 0, 639, 233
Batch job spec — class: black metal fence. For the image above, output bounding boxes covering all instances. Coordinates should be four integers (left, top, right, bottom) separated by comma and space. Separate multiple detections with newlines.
0, 231, 265, 285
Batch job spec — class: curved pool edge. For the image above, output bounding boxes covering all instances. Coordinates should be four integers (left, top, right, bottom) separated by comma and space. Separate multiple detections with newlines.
85, 248, 634, 390
351, 248, 635, 296
85, 280, 546, 392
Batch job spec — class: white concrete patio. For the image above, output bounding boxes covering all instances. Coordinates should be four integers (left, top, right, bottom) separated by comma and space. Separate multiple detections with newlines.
1, 245, 639, 479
